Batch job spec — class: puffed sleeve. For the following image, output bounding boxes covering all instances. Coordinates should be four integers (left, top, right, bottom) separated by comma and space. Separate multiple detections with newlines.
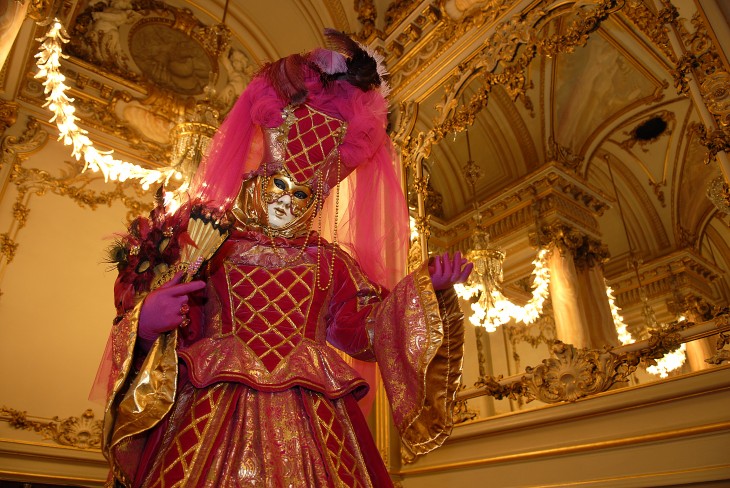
325, 248, 465, 461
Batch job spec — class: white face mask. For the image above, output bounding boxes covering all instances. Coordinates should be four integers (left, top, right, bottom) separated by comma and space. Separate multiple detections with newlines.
267, 193, 295, 228
264, 174, 314, 229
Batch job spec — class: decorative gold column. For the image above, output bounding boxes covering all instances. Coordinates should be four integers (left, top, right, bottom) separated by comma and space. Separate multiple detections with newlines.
681, 295, 719, 372
538, 223, 618, 349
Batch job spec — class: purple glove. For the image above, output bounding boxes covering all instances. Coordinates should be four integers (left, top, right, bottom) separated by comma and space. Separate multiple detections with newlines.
428, 251, 473, 291
138, 271, 206, 341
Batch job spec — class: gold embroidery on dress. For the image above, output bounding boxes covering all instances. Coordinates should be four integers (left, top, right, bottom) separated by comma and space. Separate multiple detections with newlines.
305, 391, 371, 488
225, 261, 316, 372
146, 383, 228, 488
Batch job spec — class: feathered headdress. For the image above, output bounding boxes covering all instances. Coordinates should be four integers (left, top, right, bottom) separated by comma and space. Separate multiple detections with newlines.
187, 28, 407, 290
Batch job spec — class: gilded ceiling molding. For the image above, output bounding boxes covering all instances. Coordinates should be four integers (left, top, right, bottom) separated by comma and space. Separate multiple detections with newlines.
547, 137, 583, 171
0, 406, 102, 450
24, 0, 57, 22
435, 0, 621, 124
535, 222, 610, 269
659, 0, 730, 169
493, 85, 538, 161
620, 0, 676, 63
66, 1, 231, 88
385, 1, 508, 97
536, 193, 602, 232
385, 3, 442, 60
401, 0, 621, 174
19, 63, 180, 167
0, 99, 18, 135
384, 0, 422, 31
701, 72, 730, 129
707, 175, 730, 215
429, 165, 609, 250
354, 0, 379, 41
10, 159, 152, 217
692, 122, 730, 166
434, 7, 544, 124
20, 0, 254, 172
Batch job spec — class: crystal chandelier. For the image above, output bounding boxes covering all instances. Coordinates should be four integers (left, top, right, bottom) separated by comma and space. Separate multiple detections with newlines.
168, 99, 219, 184
453, 128, 505, 329
453, 128, 551, 331
605, 157, 686, 377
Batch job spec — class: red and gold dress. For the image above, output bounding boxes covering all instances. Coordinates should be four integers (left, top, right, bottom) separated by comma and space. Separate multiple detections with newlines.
103, 228, 464, 487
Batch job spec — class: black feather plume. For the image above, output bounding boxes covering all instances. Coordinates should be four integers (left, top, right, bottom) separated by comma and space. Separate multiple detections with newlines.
323, 28, 381, 92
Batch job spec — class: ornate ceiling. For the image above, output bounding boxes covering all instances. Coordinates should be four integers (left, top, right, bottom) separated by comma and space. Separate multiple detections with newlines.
0, 1, 729, 482
3, 0, 730, 305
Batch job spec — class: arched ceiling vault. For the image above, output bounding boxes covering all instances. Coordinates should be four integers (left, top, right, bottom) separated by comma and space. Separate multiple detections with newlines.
2, 0, 728, 287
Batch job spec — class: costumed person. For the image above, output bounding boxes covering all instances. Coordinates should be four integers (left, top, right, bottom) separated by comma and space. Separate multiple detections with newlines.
97, 29, 472, 487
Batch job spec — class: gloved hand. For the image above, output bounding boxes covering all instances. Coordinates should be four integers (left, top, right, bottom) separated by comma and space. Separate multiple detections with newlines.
138, 271, 206, 341
428, 251, 473, 291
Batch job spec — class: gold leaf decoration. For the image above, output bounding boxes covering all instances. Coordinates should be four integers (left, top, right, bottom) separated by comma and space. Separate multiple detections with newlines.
0, 407, 102, 450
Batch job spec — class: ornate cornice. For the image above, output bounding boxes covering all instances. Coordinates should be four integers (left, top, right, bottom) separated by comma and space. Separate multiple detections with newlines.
607, 249, 721, 309
620, 0, 676, 63
429, 164, 611, 249
0, 407, 102, 450
25, 0, 57, 22
354, 0, 380, 41
661, 2, 730, 163
534, 222, 610, 269
384, 0, 424, 32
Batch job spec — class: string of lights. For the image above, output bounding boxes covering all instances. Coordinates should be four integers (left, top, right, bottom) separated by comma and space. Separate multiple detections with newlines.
35, 19, 182, 190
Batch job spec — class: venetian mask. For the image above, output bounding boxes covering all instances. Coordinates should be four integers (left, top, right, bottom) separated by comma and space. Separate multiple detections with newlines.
263, 172, 314, 227
231, 170, 318, 237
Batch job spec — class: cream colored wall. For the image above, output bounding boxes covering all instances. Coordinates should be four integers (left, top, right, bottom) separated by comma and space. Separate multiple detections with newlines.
0, 114, 131, 484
